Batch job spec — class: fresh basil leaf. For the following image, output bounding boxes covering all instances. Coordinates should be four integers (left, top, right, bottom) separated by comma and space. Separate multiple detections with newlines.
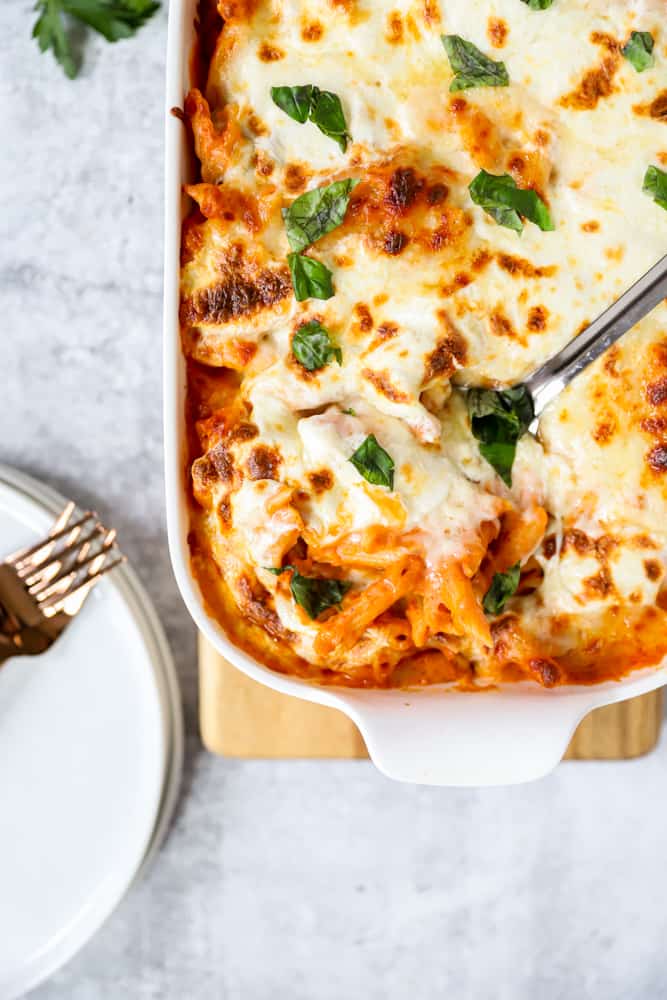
643, 165, 667, 211
342, 407, 356, 416
483, 563, 521, 615
271, 85, 351, 151
349, 435, 395, 489
292, 321, 342, 370
520, 0, 554, 9
287, 253, 334, 301
309, 90, 350, 152
441, 35, 509, 92
266, 565, 350, 618
467, 386, 534, 486
469, 170, 555, 234
622, 31, 654, 73
283, 178, 359, 252
271, 85, 314, 123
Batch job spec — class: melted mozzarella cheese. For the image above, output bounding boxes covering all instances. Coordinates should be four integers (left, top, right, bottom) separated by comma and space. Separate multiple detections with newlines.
187, 0, 667, 674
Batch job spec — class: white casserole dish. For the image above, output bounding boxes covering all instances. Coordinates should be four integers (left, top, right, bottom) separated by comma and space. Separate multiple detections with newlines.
163, 0, 667, 786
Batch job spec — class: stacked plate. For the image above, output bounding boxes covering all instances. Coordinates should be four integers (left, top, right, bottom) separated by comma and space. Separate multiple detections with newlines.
0, 465, 182, 999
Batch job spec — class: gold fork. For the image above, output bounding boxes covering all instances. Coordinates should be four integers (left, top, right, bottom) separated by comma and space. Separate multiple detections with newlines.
0, 502, 124, 666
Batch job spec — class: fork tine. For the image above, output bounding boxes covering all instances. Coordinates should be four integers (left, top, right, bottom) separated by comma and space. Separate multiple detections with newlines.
24, 523, 114, 590
40, 556, 125, 615
8, 512, 96, 569
33, 545, 117, 601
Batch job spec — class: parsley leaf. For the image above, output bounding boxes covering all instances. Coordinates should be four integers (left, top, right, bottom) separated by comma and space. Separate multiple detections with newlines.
283, 178, 359, 253
33, 0, 77, 78
483, 564, 521, 615
349, 435, 395, 489
292, 321, 342, 370
272, 85, 351, 152
269, 565, 351, 619
32, 0, 160, 77
643, 165, 667, 211
441, 35, 509, 92
287, 253, 334, 301
469, 169, 555, 234
520, 0, 554, 9
467, 386, 534, 486
622, 31, 655, 73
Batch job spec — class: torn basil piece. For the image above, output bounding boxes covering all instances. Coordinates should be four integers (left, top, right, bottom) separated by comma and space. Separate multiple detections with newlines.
271, 85, 351, 151
283, 178, 359, 253
622, 31, 654, 73
271, 84, 314, 123
349, 435, 395, 489
467, 386, 534, 486
469, 170, 555, 234
268, 565, 351, 619
643, 165, 667, 211
483, 563, 521, 615
441, 35, 509, 92
292, 321, 342, 370
287, 253, 334, 301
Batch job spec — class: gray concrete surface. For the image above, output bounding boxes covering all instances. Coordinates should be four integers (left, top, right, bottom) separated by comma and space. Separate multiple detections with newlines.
3, 3, 667, 997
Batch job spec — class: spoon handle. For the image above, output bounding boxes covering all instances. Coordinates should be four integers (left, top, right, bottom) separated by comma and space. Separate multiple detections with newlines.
525, 254, 667, 417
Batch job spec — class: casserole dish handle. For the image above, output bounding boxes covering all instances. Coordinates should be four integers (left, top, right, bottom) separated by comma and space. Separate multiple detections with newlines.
339, 689, 589, 786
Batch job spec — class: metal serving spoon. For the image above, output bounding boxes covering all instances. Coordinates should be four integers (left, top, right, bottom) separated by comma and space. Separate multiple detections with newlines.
523, 253, 667, 418
465, 254, 667, 484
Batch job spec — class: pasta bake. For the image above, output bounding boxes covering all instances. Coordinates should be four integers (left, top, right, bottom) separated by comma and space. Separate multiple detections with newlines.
181, 0, 667, 688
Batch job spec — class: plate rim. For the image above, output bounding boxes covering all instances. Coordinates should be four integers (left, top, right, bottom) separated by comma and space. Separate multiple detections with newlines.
0, 463, 184, 1000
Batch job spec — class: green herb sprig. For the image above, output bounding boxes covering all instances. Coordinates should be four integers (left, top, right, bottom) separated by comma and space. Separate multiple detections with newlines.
268, 566, 351, 619
441, 35, 509, 92
271, 85, 351, 152
483, 564, 521, 614
467, 386, 534, 486
32, 0, 160, 79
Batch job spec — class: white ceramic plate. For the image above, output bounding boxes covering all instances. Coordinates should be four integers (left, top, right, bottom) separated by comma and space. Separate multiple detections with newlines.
0, 465, 183, 1000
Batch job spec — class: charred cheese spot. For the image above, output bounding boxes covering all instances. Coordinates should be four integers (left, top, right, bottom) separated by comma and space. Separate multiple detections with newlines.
645, 559, 663, 582
362, 368, 410, 402
387, 167, 422, 212
353, 303, 374, 332
582, 220, 600, 233
301, 19, 324, 41
308, 469, 334, 493
646, 377, 667, 406
440, 272, 471, 297
543, 535, 557, 560
383, 230, 408, 255
182, 266, 291, 327
496, 254, 557, 280
489, 308, 520, 342
529, 658, 561, 688
423, 329, 467, 383
633, 90, 667, 122
257, 41, 285, 61
647, 444, 667, 473
592, 418, 616, 444
487, 17, 508, 49
192, 443, 234, 494
284, 163, 308, 193
246, 444, 282, 480
527, 305, 548, 333
559, 49, 620, 111
386, 11, 404, 44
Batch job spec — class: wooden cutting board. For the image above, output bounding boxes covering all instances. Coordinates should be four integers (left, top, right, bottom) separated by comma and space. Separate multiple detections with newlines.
199, 635, 663, 761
